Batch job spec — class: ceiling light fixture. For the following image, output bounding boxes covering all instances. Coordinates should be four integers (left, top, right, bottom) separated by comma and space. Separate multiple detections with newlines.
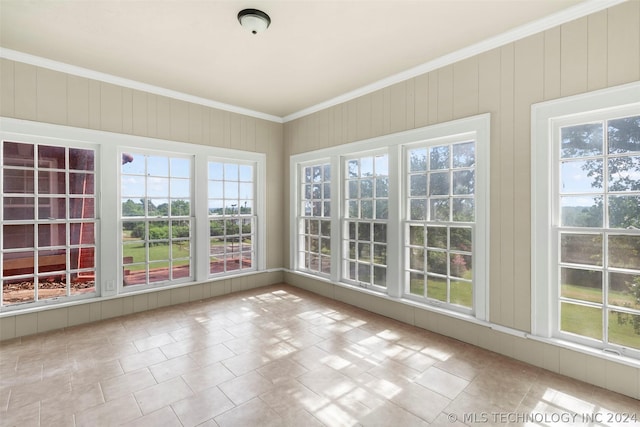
237, 9, 271, 35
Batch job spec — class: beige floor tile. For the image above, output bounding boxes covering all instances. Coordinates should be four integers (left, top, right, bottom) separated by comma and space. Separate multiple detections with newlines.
75, 394, 142, 427
182, 361, 236, 393
119, 347, 167, 372
214, 397, 283, 427
120, 406, 183, 427
134, 376, 194, 414
149, 354, 200, 383
100, 368, 157, 401
218, 371, 276, 405
171, 385, 235, 427
414, 366, 470, 399
0, 285, 635, 427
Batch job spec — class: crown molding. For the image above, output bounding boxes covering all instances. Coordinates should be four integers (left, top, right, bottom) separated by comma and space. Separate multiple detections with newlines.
0, 0, 625, 125
0, 48, 283, 124
282, 0, 627, 123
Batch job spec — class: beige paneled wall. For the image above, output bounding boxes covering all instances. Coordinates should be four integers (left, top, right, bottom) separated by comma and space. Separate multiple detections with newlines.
283, 1, 640, 332
0, 58, 284, 271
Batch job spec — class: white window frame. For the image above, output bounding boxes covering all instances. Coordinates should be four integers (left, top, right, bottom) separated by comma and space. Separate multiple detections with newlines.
0, 117, 266, 311
1, 137, 100, 308
532, 81, 640, 359
290, 113, 490, 320
207, 159, 258, 276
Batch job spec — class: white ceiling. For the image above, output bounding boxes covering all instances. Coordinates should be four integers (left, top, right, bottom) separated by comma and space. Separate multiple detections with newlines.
0, 1, 607, 120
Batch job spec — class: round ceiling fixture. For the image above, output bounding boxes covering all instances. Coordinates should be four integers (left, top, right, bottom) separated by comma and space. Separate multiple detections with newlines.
237, 9, 271, 35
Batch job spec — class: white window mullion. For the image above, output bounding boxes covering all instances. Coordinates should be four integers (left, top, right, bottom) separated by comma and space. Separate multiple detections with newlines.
330, 155, 341, 283
386, 145, 402, 298
194, 154, 209, 282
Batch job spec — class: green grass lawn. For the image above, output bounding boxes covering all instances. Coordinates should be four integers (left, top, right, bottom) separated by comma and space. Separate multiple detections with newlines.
123, 242, 190, 271
410, 277, 472, 308
561, 283, 639, 309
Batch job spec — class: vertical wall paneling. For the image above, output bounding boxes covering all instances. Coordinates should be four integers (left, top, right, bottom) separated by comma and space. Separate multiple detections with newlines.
315, 109, 328, 151
499, 43, 516, 328
156, 96, 171, 140
131, 90, 148, 137
405, 78, 415, 130
100, 82, 123, 133
427, 72, 439, 125
122, 87, 133, 134
478, 48, 502, 324
513, 34, 544, 331
188, 103, 203, 145
414, 73, 429, 128
346, 99, 358, 143
356, 94, 372, 141
0, 59, 15, 117
607, 0, 640, 86
229, 113, 241, 149
169, 99, 189, 143
14, 62, 37, 120
389, 81, 406, 133
560, 17, 588, 97
67, 75, 90, 129
543, 27, 561, 101
587, 10, 608, 91
36, 68, 67, 125
331, 104, 344, 146
452, 57, 479, 119
146, 93, 157, 138
88, 80, 101, 130
437, 65, 454, 123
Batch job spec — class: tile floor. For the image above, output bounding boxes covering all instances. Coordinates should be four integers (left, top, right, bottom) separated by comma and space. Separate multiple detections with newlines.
1, 284, 638, 426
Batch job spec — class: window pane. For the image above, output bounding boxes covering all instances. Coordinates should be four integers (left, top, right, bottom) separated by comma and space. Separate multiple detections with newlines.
69, 173, 93, 195
427, 226, 447, 249
561, 123, 603, 158
409, 225, 424, 246
122, 199, 144, 217
149, 263, 170, 282
561, 267, 602, 303
409, 149, 427, 172
38, 145, 65, 169
71, 247, 94, 270
452, 142, 475, 168
148, 156, 169, 176
609, 310, 640, 350
40, 274, 68, 299
70, 223, 95, 245
3, 197, 35, 220
122, 176, 145, 198
38, 224, 66, 247
452, 170, 474, 195
410, 175, 427, 196
561, 196, 602, 227
410, 248, 424, 270
429, 172, 449, 195
410, 272, 424, 296
429, 146, 449, 170
148, 177, 169, 197
451, 280, 472, 308
3, 278, 35, 304
373, 266, 386, 287
452, 198, 474, 222
450, 227, 472, 252
608, 196, 640, 229
171, 178, 190, 198
410, 199, 427, 220
427, 251, 447, 275
429, 199, 449, 221
70, 198, 94, 219
3, 252, 34, 276
121, 152, 143, 174
608, 235, 640, 269
3, 225, 34, 249
608, 156, 640, 192
427, 276, 446, 301
38, 250, 65, 273
608, 116, 640, 154
173, 259, 190, 279
373, 223, 386, 243
609, 272, 640, 310
38, 171, 65, 194
560, 302, 602, 340
560, 160, 602, 193
3, 141, 34, 166
170, 158, 190, 178
3, 169, 34, 193
560, 234, 602, 266
450, 254, 471, 279
69, 148, 94, 171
